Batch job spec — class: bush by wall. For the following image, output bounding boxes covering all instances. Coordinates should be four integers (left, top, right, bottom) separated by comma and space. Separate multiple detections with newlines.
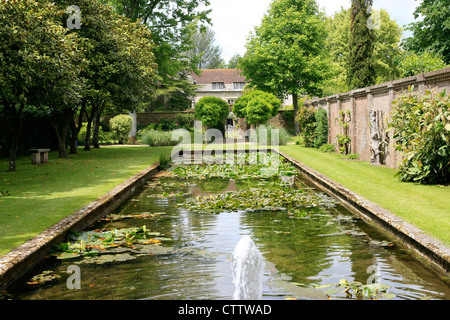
389, 88, 450, 184
194, 96, 229, 130
109, 114, 133, 144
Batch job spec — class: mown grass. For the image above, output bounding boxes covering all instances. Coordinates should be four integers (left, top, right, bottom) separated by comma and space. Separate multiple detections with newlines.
0, 146, 172, 256
280, 145, 450, 246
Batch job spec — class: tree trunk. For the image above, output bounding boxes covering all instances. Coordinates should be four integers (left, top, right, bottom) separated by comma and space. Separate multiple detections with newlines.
293, 93, 300, 135
84, 102, 98, 151
92, 102, 105, 149
4, 102, 24, 172
84, 119, 92, 151
69, 117, 78, 154
50, 107, 74, 159
69, 100, 86, 154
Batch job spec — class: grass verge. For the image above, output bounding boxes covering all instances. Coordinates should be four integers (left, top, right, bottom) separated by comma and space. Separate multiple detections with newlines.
0, 146, 172, 256
280, 145, 450, 246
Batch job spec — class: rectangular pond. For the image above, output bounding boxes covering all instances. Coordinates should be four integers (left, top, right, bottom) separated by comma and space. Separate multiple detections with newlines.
4, 153, 450, 300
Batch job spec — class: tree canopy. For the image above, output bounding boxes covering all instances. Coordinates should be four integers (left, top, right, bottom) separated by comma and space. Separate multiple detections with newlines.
0, 0, 85, 170
240, 0, 329, 134
403, 0, 450, 64
347, 0, 376, 89
233, 90, 280, 126
185, 25, 226, 69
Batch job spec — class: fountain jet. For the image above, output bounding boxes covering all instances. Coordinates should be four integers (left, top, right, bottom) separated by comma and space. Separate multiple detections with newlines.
231, 236, 265, 300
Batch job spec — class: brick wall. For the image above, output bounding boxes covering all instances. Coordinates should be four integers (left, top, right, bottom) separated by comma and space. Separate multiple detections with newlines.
305, 67, 450, 169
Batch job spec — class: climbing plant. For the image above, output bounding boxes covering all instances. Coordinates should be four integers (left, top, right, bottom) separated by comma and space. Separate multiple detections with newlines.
336, 110, 352, 155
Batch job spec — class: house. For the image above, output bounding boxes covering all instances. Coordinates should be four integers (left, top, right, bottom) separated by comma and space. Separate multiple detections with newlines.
190, 68, 293, 107
190, 69, 246, 107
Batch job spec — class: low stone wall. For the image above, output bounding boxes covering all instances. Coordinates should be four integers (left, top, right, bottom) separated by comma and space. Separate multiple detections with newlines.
305, 67, 450, 169
0, 163, 160, 290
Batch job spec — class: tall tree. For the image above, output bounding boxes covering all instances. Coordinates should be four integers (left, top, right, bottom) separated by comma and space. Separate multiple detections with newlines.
240, 0, 329, 134
347, 0, 376, 89
403, 0, 450, 64
186, 25, 226, 69
101, 0, 211, 135
228, 53, 243, 69
0, 0, 84, 169
53, 0, 157, 149
323, 7, 403, 95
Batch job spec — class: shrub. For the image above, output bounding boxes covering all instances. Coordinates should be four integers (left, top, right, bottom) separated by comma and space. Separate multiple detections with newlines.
78, 122, 108, 144
255, 124, 290, 146
175, 113, 195, 131
109, 115, 133, 144
314, 107, 328, 148
141, 130, 179, 147
233, 90, 281, 126
295, 106, 316, 147
389, 88, 450, 184
195, 96, 229, 129
319, 143, 336, 153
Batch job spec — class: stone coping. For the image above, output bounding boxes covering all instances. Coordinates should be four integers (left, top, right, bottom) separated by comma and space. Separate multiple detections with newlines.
0, 163, 160, 290
276, 150, 450, 277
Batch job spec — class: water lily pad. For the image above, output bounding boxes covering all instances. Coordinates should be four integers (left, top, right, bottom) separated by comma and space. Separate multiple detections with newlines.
76, 253, 136, 265
28, 270, 61, 284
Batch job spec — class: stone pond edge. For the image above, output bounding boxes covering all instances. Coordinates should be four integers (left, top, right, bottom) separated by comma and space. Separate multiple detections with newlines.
0, 163, 160, 290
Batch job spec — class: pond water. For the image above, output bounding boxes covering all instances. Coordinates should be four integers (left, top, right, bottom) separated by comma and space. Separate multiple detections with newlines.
6, 160, 450, 300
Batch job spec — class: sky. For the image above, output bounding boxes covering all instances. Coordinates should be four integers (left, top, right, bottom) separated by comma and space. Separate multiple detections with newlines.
202, 0, 421, 63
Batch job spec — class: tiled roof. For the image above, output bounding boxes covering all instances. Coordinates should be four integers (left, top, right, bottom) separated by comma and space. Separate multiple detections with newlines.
191, 69, 246, 85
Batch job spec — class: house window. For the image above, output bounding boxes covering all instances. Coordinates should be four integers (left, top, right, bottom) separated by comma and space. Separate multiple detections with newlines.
233, 82, 245, 90
212, 82, 225, 90
227, 99, 236, 105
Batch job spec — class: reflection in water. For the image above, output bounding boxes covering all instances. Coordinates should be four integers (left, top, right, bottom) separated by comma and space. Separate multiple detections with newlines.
9, 176, 450, 300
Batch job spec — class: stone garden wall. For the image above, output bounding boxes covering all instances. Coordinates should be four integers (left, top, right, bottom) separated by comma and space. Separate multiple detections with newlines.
305, 67, 450, 169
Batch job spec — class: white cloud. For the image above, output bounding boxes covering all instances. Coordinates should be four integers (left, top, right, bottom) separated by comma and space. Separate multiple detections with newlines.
205, 0, 420, 63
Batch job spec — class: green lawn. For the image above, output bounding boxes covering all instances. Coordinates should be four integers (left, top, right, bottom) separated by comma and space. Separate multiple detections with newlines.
280, 145, 450, 246
0, 146, 172, 256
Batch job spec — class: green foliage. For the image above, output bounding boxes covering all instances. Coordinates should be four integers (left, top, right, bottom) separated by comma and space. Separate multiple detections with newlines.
109, 114, 133, 144
185, 25, 226, 69
313, 107, 328, 148
194, 96, 229, 129
78, 122, 108, 143
336, 110, 352, 155
52, 225, 171, 262
319, 143, 336, 153
255, 124, 290, 146
403, 0, 450, 64
397, 51, 448, 78
141, 130, 179, 147
389, 88, 450, 184
103, 0, 212, 107
322, 7, 403, 94
295, 106, 317, 148
159, 153, 173, 170
347, 0, 376, 89
233, 90, 281, 126
240, 0, 329, 98
0, 0, 86, 169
